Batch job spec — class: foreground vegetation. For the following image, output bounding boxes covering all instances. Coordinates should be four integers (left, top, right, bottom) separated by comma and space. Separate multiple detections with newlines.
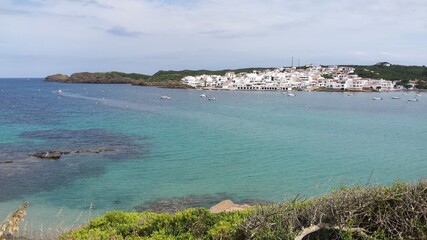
60, 181, 427, 239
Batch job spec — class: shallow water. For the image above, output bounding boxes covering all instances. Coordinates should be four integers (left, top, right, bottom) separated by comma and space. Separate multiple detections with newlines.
0, 79, 426, 234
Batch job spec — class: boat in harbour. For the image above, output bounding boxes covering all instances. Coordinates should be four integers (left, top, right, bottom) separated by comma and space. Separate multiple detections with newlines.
391, 96, 400, 99
408, 98, 419, 102
200, 94, 207, 98
207, 97, 216, 101
372, 97, 382, 100
287, 93, 296, 97
160, 95, 171, 100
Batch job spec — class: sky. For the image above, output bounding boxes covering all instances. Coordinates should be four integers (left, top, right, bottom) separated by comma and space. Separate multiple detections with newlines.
0, 0, 426, 77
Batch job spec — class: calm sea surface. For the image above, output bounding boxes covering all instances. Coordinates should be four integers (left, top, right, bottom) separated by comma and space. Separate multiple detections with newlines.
1, 78, 426, 233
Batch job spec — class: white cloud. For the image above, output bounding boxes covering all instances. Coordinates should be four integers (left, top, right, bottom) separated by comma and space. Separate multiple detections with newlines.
0, 0, 426, 77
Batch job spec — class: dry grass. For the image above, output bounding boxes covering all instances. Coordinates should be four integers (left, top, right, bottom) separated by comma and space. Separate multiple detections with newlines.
243, 181, 427, 239
0, 201, 29, 240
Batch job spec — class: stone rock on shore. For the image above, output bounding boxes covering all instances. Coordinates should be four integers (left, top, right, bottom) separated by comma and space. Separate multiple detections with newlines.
209, 200, 251, 213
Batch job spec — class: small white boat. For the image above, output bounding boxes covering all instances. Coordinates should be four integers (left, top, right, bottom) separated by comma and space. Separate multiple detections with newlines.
415, 94, 422, 97
53, 89, 63, 94
372, 97, 382, 100
207, 97, 216, 101
200, 94, 207, 98
287, 93, 296, 97
391, 96, 400, 99
160, 95, 171, 100
408, 98, 419, 102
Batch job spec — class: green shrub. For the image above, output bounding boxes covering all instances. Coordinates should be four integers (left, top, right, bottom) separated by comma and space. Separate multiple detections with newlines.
62, 208, 250, 240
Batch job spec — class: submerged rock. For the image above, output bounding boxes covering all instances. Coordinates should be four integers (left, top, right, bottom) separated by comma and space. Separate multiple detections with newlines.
134, 194, 231, 213
0, 160, 14, 164
134, 193, 269, 213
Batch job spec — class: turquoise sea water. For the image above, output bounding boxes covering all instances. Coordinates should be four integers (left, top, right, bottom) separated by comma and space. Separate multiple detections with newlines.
0, 78, 426, 235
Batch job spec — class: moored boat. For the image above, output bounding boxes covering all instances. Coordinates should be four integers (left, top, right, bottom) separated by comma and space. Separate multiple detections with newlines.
160, 95, 171, 100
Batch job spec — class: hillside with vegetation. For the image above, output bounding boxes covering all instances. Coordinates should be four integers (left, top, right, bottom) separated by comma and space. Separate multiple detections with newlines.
55, 181, 427, 240
147, 68, 273, 82
347, 64, 427, 89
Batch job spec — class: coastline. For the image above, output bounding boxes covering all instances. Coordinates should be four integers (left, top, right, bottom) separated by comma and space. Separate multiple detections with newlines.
44, 72, 425, 92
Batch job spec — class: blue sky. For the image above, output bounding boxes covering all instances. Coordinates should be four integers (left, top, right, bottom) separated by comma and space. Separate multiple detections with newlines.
0, 0, 426, 77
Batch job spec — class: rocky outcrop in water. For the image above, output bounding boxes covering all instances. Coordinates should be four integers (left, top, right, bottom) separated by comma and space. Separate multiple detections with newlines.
31, 151, 62, 159
30, 147, 116, 159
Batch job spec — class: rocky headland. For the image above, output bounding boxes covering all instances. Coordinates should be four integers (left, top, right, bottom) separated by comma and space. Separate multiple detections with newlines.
45, 72, 142, 84
45, 72, 194, 89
